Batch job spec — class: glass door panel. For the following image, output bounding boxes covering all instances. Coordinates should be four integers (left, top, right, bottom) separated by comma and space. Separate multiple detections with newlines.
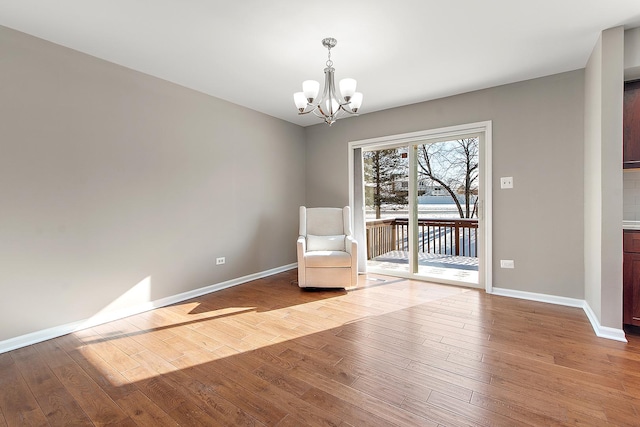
414, 138, 479, 285
363, 146, 410, 274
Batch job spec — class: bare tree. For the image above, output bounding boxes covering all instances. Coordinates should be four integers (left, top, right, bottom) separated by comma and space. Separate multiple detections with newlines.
417, 138, 478, 218
364, 149, 407, 219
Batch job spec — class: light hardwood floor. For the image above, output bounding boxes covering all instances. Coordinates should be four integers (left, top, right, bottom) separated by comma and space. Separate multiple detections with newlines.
1, 269, 640, 426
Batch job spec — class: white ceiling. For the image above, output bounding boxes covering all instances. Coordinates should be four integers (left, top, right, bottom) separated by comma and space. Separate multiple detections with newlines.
1, 1, 640, 127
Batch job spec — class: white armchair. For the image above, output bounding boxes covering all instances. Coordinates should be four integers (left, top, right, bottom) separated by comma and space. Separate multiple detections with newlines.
297, 206, 358, 288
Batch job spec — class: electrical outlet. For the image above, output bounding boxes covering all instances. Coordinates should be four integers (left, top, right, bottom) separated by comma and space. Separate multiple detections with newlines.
216, 257, 225, 265
500, 176, 513, 189
500, 259, 515, 269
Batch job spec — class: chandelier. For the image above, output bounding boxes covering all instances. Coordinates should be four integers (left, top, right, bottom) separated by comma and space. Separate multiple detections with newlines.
293, 38, 363, 126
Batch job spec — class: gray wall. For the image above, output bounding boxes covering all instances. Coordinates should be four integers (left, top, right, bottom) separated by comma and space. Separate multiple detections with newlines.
584, 27, 624, 329
305, 71, 585, 298
0, 26, 306, 342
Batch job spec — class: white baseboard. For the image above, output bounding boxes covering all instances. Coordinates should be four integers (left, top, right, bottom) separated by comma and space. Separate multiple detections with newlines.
490, 287, 585, 307
490, 287, 627, 342
582, 301, 628, 342
0, 263, 297, 355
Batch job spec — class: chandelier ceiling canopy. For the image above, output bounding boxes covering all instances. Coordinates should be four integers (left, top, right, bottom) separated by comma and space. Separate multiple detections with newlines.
293, 38, 363, 126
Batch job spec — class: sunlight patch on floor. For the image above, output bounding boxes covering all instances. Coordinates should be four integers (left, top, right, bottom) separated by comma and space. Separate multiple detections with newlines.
71, 271, 477, 385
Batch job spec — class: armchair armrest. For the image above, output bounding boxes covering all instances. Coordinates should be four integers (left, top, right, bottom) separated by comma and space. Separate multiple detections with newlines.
297, 235, 306, 252
296, 236, 306, 286
345, 235, 357, 255
346, 235, 358, 287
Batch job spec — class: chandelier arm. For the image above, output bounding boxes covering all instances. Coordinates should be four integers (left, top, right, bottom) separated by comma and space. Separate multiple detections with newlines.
327, 67, 349, 105
337, 102, 355, 115
342, 103, 360, 116
315, 67, 333, 112
297, 98, 324, 115
315, 104, 333, 121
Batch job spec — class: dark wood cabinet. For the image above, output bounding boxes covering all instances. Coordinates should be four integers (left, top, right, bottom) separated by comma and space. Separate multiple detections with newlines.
623, 230, 640, 326
624, 80, 640, 168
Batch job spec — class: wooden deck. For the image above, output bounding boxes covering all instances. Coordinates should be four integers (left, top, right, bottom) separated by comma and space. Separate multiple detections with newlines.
1, 269, 640, 426
369, 251, 479, 285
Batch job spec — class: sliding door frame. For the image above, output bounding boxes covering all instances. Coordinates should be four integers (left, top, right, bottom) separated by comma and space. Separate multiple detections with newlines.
348, 121, 493, 293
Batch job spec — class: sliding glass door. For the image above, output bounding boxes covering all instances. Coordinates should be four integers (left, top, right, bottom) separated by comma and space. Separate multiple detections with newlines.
351, 123, 490, 289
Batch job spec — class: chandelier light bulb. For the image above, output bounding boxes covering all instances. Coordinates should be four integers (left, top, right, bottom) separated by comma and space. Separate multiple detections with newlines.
339, 78, 357, 101
326, 98, 339, 115
302, 80, 319, 103
293, 92, 308, 112
350, 92, 363, 112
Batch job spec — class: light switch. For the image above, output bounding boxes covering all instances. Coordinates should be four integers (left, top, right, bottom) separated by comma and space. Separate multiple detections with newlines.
500, 177, 513, 189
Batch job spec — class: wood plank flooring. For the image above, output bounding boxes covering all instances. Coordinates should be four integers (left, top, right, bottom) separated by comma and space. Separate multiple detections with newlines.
2, 269, 640, 426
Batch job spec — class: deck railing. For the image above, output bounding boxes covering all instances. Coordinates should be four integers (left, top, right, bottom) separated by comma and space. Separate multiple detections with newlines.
366, 217, 478, 260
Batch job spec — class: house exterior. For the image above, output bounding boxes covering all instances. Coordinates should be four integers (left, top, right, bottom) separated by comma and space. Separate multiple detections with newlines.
0, 23, 633, 351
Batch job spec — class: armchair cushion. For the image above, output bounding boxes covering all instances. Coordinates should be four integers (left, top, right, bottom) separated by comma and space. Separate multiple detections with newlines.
304, 251, 352, 268
307, 234, 346, 251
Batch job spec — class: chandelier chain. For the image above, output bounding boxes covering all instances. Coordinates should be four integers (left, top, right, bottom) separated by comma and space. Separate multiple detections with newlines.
326, 46, 333, 68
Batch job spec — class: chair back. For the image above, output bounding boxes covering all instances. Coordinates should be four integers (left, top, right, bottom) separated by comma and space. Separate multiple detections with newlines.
299, 206, 352, 237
